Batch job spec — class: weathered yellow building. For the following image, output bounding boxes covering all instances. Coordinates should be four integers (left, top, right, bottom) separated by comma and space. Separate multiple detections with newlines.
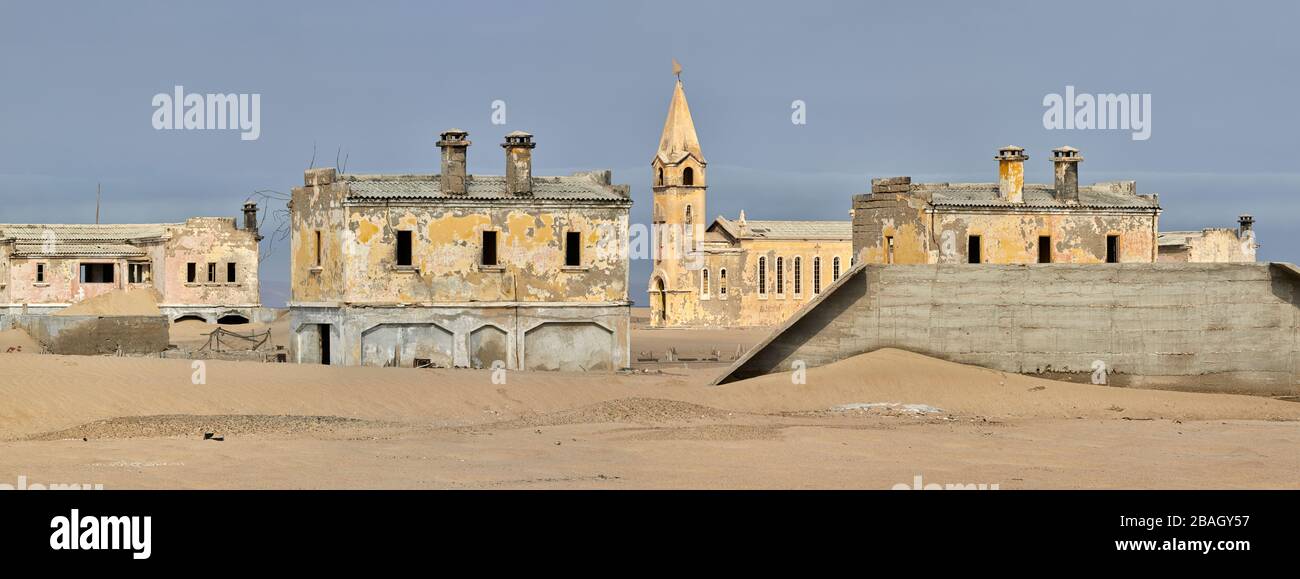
289, 129, 632, 370
1158, 215, 1257, 263
647, 78, 852, 327
853, 146, 1163, 265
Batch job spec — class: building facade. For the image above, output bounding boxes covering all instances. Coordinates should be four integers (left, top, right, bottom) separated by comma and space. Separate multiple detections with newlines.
288, 130, 632, 371
648, 78, 852, 328
0, 204, 262, 322
852, 146, 1163, 265
1158, 215, 1257, 263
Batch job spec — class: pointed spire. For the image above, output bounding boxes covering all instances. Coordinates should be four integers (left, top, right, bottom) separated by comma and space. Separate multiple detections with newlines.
656, 73, 705, 165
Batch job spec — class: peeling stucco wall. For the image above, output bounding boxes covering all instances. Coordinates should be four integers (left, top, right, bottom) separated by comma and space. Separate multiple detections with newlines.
0, 216, 259, 314
852, 193, 1160, 265
288, 167, 633, 371
1159, 228, 1256, 263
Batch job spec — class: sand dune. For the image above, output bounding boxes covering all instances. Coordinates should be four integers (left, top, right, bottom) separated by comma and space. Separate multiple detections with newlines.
1, 348, 1294, 441
1, 348, 1296, 488
709, 349, 1300, 422
56, 288, 161, 316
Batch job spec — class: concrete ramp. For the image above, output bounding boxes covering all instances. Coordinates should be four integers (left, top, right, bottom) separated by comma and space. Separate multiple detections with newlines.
714, 262, 1300, 395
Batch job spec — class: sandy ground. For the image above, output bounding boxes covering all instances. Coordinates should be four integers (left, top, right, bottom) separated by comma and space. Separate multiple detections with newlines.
1, 347, 1297, 489
168, 314, 290, 352
629, 307, 772, 367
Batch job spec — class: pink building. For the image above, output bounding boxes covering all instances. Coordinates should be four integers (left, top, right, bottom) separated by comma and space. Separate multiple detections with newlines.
0, 203, 262, 323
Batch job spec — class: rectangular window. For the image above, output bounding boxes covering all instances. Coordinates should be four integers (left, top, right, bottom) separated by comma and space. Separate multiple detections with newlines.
187, 262, 197, 283
128, 263, 151, 284
80, 263, 114, 283
886, 236, 895, 264
36, 263, 45, 283
701, 269, 710, 298
314, 230, 323, 266
481, 231, 498, 266
396, 230, 413, 267
1106, 235, 1120, 263
227, 262, 237, 282
565, 231, 582, 267
968, 235, 982, 264
207, 262, 217, 283
1038, 236, 1052, 263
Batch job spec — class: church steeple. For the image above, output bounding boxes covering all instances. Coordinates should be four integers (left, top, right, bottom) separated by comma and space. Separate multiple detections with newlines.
655, 79, 705, 166
649, 61, 709, 328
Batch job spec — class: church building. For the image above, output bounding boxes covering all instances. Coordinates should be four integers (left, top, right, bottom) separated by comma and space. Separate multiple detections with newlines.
648, 75, 852, 328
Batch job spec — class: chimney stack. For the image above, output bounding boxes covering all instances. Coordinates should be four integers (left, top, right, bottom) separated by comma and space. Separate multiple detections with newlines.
502, 131, 535, 196
242, 201, 262, 241
1052, 146, 1082, 203
1239, 214, 1254, 234
437, 129, 471, 195
995, 146, 1028, 203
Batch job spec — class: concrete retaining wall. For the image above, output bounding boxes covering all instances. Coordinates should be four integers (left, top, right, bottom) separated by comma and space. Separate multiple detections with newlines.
8, 314, 169, 355
715, 262, 1300, 395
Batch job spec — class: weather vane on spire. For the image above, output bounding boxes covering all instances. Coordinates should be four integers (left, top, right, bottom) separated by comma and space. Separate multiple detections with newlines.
672, 58, 682, 81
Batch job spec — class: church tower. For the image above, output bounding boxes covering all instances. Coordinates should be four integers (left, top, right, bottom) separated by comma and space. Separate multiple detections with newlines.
649, 65, 707, 326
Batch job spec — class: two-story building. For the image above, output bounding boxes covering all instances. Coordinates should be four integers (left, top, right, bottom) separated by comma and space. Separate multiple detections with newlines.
288, 130, 632, 371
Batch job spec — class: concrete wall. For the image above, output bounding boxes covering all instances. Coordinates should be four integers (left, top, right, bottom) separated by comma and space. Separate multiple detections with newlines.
8, 314, 169, 355
716, 263, 1300, 395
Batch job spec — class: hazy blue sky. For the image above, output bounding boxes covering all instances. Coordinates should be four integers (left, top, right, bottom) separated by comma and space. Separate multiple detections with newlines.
2, 0, 1296, 306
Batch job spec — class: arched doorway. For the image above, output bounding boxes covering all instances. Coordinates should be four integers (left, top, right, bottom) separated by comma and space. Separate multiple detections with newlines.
650, 276, 667, 326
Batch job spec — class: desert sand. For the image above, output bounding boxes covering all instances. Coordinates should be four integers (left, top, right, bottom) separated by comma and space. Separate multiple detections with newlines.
55, 288, 161, 317
1, 345, 1297, 489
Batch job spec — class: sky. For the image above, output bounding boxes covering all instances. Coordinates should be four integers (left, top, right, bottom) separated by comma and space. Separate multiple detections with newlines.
1, 0, 1297, 307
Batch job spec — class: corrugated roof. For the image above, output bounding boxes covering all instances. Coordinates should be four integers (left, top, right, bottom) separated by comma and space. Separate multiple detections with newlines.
12, 242, 149, 258
913, 183, 1159, 210
0, 223, 172, 258
714, 217, 852, 241
341, 173, 630, 203
0, 223, 171, 241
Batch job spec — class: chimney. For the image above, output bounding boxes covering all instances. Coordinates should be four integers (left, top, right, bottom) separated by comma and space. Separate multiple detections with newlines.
996, 146, 1028, 203
1239, 214, 1254, 234
871, 176, 912, 195
502, 131, 535, 196
1051, 146, 1082, 203
437, 129, 471, 195
242, 201, 262, 241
